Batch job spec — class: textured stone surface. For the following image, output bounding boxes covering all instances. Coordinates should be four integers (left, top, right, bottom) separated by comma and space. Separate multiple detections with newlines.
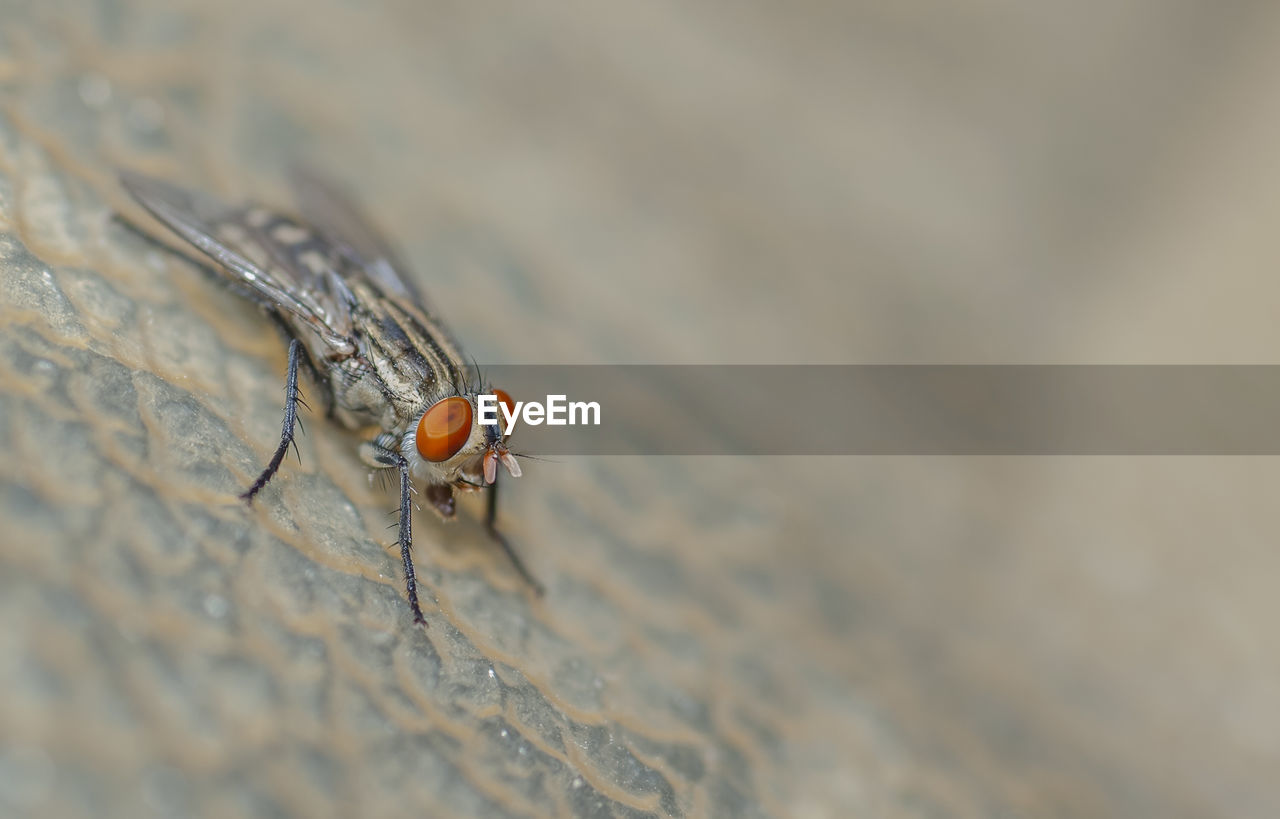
2, 1, 1280, 818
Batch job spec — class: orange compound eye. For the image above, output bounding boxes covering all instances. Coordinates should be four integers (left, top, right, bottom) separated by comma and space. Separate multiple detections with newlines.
416, 397, 473, 462
494, 389, 516, 420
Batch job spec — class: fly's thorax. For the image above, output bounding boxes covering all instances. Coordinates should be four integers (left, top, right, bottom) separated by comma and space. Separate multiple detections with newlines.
327, 358, 398, 430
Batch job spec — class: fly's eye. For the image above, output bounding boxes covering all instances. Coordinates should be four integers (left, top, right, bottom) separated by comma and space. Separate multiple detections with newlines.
416, 397, 473, 462
494, 389, 516, 421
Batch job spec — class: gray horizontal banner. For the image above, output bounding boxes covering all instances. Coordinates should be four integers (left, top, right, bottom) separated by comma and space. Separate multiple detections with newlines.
478, 366, 1280, 455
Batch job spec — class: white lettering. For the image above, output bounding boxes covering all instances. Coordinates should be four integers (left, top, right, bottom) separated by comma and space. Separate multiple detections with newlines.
483, 394, 602, 436
570, 400, 600, 426
477, 394, 499, 427
546, 394, 567, 425
499, 399, 521, 436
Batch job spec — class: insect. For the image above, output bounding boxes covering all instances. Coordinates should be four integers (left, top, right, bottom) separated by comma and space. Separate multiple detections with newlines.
120, 169, 540, 626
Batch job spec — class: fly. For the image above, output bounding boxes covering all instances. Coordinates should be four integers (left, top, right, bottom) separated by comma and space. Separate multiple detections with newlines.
119, 169, 541, 626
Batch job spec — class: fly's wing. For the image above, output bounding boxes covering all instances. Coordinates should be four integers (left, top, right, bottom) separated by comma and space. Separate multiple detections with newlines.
119, 170, 356, 356
287, 167, 425, 305
286, 168, 473, 388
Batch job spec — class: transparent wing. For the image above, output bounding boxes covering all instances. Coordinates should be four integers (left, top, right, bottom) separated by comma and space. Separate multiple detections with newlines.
286, 166, 425, 305
119, 170, 356, 355
286, 167, 467, 367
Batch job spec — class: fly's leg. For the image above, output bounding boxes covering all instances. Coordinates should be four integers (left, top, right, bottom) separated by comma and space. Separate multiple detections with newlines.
241, 338, 304, 504
395, 452, 427, 626
486, 479, 544, 596
361, 437, 428, 626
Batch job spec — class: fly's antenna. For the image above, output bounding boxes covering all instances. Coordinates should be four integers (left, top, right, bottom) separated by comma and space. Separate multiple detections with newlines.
510, 452, 559, 464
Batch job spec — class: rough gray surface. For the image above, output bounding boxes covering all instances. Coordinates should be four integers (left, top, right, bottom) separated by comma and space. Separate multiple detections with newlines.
2, 1, 1280, 817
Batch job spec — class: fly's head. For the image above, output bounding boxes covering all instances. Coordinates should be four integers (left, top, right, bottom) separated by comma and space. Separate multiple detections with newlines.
404, 389, 521, 489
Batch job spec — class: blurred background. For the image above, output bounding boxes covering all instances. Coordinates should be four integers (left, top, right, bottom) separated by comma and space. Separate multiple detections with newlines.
2, 1, 1279, 816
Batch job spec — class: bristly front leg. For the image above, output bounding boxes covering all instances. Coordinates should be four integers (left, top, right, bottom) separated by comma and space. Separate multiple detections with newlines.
394, 451, 428, 626
361, 437, 428, 626
241, 337, 304, 504
486, 478, 544, 596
